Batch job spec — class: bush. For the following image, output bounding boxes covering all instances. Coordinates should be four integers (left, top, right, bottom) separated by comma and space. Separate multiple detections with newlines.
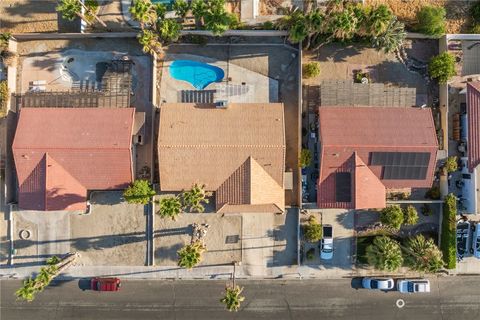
421, 203, 433, 216
302, 62, 321, 79
123, 180, 156, 204
303, 216, 322, 242
472, 24, 480, 34
262, 21, 275, 30
380, 205, 404, 230
404, 234, 444, 273
366, 236, 403, 271
471, 1, 480, 24
299, 149, 312, 168
0, 80, 8, 118
416, 5, 446, 36
306, 248, 315, 260
403, 205, 419, 225
441, 193, 457, 269
425, 186, 441, 200
444, 156, 458, 173
428, 52, 456, 84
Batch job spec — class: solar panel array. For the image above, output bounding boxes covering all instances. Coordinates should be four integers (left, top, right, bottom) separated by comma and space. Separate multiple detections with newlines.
370, 152, 430, 180
335, 172, 352, 202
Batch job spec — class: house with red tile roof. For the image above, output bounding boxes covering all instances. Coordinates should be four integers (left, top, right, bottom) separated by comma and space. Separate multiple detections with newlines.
317, 106, 438, 210
13, 108, 142, 211
158, 103, 286, 213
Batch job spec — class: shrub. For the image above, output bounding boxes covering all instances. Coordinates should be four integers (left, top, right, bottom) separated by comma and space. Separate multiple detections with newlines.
404, 234, 444, 273
156, 196, 182, 220
306, 248, 315, 260
441, 193, 457, 269
366, 236, 403, 271
425, 186, 441, 200
177, 241, 206, 269
0, 80, 8, 118
416, 5, 446, 36
299, 149, 313, 168
182, 183, 209, 213
444, 156, 458, 173
428, 52, 456, 84
302, 62, 321, 79
380, 205, 404, 230
421, 203, 433, 216
403, 205, 419, 225
471, 1, 480, 24
262, 21, 275, 30
123, 179, 156, 204
303, 216, 322, 242
472, 24, 480, 34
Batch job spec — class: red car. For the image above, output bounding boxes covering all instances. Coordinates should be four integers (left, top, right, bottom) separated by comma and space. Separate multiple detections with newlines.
90, 277, 121, 291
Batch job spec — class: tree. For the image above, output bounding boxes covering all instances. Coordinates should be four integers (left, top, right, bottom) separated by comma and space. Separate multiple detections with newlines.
380, 205, 404, 230
404, 234, 444, 273
364, 4, 393, 37
129, 0, 155, 29
137, 29, 162, 55
190, 0, 236, 35
471, 1, 480, 24
173, 0, 190, 19
177, 241, 205, 268
123, 179, 156, 204
221, 285, 245, 312
444, 156, 458, 173
371, 17, 406, 53
416, 5, 446, 36
0, 33, 11, 50
403, 205, 419, 225
366, 236, 403, 271
182, 184, 209, 213
15, 278, 36, 302
154, 3, 167, 20
191, 0, 207, 26
303, 215, 322, 242
428, 52, 456, 84
323, 5, 359, 41
56, 0, 106, 27
157, 18, 182, 43
299, 148, 313, 167
156, 196, 182, 220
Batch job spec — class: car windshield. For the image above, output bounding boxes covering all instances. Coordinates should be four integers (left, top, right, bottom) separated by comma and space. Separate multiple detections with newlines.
370, 280, 378, 289
408, 282, 414, 292
323, 248, 333, 252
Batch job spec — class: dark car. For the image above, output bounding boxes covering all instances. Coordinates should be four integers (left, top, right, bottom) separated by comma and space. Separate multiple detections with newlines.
90, 277, 121, 291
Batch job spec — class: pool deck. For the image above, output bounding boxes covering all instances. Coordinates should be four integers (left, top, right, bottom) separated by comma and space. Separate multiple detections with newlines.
159, 53, 278, 104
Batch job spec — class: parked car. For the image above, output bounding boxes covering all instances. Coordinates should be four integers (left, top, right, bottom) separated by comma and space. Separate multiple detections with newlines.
457, 221, 471, 259
91, 277, 121, 291
473, 223, 480, 259
397, 279, 431, 293
320, 224, 333, 260
361, 278, 394, 291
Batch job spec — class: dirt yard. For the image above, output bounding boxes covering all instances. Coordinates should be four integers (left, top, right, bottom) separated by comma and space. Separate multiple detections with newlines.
0, 0, 59, 33
366, 0, 473, 34
70, 192, 147, 266
154, 212, 242, 266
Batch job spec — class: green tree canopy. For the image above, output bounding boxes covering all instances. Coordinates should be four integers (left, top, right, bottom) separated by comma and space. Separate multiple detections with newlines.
371, 17, 406, 53
444, 156, 458, 173
182, 184, 209, 213
404, 234, 444, 273
56, 0, 82, 21
380, 205, 404, 230
156, 196, 182, 220
299, 149, 313, 167
416, 5, 446, 36
428, 52, 456, 84
123, 179, 156, 204
303, 216, 322, 242
366, 236, 403, 271
129, 0, 155, 29
173, 0, 190, 19
157, 18, 182, 43
221, 285, 245, 312
177, 241, 205, 268
403, 205, 419, 225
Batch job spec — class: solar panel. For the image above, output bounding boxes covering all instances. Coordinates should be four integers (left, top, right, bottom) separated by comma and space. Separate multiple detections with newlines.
335, 172, 351, 202
370, 152, 430, 180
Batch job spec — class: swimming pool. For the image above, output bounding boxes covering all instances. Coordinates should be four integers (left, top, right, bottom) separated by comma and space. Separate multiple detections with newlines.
152, 0, 174, 10
169, 60, 224, 90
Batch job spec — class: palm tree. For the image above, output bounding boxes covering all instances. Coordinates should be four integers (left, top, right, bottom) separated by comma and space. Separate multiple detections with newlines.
157, 18, 182, 43
191, 0, 207, 26
156, 196, 182, 220
137, 29, 163, 56
177, 241, 206, 268
324, 7, 359, 41
173, 0, 190, 20
403, 235, 444, 273
364, 4, 393, 37
221, 285, 245, 312
129, 0, 155, 29
182, 184, 209, 213
371, 17, 406, 53
56, 0, 106, 27
365, 236, 403, 272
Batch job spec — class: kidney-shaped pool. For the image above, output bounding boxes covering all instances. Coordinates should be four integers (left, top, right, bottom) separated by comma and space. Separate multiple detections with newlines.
169, 60, 224, 90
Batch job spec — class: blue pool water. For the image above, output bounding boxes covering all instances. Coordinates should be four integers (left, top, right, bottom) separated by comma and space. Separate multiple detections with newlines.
152, 0, 174, 9
169, 60, 225, 90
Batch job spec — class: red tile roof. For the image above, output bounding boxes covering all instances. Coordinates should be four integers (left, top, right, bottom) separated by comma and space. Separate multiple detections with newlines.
13, 108, 135, 211
467, 82, 480, 172
317, 107, 438, 209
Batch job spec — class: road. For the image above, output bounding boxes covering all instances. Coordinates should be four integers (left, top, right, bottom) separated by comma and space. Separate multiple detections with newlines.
1, 277, 480, 320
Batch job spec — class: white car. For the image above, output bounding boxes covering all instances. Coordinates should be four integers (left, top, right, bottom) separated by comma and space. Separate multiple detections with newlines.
320, 224, 333, 260
362, 278, 394, 290
397, 279, 430, 293
473, 223, 480, 259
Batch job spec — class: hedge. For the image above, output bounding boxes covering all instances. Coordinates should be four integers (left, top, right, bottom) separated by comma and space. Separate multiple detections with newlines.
441, 193, 457, 269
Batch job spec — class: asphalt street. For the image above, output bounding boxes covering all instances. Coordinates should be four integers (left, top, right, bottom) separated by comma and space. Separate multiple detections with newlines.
1, 277, 480, 320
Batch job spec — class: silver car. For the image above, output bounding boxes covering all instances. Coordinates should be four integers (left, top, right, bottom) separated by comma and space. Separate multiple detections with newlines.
361, 278, 394, 290
397, 279, 430, 293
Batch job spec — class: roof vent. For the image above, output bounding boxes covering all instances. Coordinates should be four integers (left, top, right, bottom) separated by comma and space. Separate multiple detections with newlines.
215, 100, 228, 109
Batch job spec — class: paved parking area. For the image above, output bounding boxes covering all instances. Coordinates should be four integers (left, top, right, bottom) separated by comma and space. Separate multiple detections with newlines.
70, 192, 146, 266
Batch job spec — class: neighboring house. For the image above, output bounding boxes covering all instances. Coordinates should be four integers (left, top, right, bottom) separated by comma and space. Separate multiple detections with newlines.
13, 108, 144, 211
317, 106, 438, 210
459, 82, 480, 213
158, 103, 286, 213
